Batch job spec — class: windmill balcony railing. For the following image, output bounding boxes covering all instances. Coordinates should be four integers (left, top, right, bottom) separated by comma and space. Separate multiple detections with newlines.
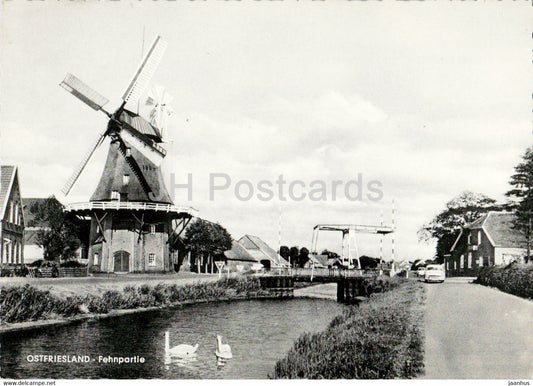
64, 201, 196, 215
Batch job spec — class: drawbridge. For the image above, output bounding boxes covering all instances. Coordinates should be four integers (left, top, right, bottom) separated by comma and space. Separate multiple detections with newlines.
311, 224, 394, 269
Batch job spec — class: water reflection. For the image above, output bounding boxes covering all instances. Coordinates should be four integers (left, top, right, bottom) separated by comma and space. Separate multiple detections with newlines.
164, 353, 198, 370
1, 298, 346, 379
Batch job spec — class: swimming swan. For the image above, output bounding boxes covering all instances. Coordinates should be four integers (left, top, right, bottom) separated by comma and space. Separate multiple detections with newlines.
215, 335, 232, 359
164, 331, 198, 358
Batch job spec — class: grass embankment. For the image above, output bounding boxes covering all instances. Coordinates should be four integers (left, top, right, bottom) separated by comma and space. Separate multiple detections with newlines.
274, 279, 425, 379
474, 263, 533, 299
1, 277, 267, 325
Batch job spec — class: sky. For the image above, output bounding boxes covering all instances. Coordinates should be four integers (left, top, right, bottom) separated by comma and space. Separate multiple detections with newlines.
0, 0, 531, 260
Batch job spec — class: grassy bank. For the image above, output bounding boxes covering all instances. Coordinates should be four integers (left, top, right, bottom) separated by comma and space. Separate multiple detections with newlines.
274, 279, 425, 379
474, 263, 533, 299
1, 277, 267, 324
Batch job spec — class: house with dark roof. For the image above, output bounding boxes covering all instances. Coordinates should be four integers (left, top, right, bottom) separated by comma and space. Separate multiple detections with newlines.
447, 211, 526, 276
222, 239, 261, 272
238, 235, 289, 269
1, 166, 24, 265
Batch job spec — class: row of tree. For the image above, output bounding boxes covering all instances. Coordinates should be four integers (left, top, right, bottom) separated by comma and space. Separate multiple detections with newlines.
278, 246, 310, 268
419, 146, 533, 263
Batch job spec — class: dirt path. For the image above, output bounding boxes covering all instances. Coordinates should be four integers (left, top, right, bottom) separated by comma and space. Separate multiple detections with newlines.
423, 277, 533, 379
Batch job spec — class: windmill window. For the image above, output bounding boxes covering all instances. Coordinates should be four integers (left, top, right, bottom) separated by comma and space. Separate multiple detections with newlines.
467, 253, 472, 268
94, 253, 99, 265
123, 174, 130, 185
111, 191, 119, 200
478, 256, 484, 267
477, 230, 482, 245
460, 255, 464, 269
150, 225, 156, 234
148, 253, 156, 266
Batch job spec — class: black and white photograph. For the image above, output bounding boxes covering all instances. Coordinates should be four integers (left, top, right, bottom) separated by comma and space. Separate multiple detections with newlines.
0, 0, 531, 382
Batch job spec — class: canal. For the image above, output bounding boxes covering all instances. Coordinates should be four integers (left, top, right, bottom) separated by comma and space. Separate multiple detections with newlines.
1, 298, 346, 379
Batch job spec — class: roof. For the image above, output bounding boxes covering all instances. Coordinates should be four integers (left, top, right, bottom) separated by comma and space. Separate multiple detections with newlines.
238, 235, 289, 267
307, 254, 329, 267
313, 254, 330, 267
452, 211, 526, 250
90, 140, 172, 204
224, 240, 257, 262
120, 110, 162, 141
0, 165, 16, 219
478, 211, 526, 248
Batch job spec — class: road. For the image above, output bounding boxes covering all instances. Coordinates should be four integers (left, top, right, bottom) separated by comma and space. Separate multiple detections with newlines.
423, 277, 533, 379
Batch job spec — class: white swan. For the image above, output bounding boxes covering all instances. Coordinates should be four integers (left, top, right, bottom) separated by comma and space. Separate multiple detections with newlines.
215, 335, 232, 359
164, 331, 198, 358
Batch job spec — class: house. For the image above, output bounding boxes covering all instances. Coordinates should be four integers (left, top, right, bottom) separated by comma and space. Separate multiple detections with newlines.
447, 211, 527, 276
304, 253, 329, 268
238, 235, 289, 269
1, 166, 24, 265
222, 239, 260, 272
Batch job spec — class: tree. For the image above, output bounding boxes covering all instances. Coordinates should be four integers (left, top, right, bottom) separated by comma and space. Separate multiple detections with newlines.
289, 246, 299, 267
183, 219, 232, 273
298, 247, 310, 268
418, 191, 499, 260
29, 196, 84, 261
505, 146, 533, 262
321, 249, 339, 260
279, 246, 290, 260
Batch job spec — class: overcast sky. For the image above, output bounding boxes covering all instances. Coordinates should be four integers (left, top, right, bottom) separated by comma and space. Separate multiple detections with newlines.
1, 1, 531, 260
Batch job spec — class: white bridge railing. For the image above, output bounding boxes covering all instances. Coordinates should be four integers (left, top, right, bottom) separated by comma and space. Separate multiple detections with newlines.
64, 201, 196, 215
267, 267, 371, 279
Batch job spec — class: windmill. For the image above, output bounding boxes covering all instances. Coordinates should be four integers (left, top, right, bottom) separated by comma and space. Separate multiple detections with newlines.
60, 36, 193, 274
60, 36, 168, 200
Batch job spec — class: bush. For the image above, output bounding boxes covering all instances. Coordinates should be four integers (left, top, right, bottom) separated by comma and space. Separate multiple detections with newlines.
274, 280, 425, 379
0, 277, 267, 324
0, 285, 80, 323
474, 263, 533, 299
60, 260, 86, 268
74, 294, 109, 314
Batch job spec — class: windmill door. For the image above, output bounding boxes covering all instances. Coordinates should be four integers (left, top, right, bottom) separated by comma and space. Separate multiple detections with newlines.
114, 250, 130, 272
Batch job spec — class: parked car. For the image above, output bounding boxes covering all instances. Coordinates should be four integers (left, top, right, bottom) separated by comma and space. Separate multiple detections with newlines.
424, 264, 445, 283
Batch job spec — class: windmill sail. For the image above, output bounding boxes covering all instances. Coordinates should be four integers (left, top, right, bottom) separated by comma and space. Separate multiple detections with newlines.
122, 36, 168, 106
60, 74, 109, 112
61, 132, 106, 196
146, 86, 174, 141
120, 125, 165, 166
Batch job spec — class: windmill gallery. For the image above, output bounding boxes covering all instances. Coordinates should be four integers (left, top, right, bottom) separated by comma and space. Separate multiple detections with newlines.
60, 36, 194, 274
